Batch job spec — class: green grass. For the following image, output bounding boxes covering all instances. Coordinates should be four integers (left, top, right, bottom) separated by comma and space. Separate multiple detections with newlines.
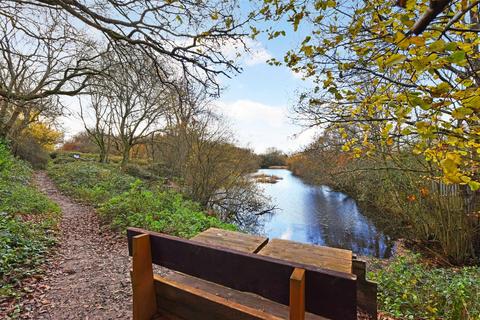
48, 157, 235, 238
369, 253, 480, 320
0, 142, 60, 303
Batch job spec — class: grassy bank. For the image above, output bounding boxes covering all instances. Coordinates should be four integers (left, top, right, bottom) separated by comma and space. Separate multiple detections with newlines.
0, 143, 60, 309
47, 156, 234, 238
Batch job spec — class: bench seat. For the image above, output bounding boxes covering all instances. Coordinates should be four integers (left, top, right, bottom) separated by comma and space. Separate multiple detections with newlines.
153, 271, 328, 320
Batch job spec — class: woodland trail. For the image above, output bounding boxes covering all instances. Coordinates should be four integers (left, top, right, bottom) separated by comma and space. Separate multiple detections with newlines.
20, 171, 132, 319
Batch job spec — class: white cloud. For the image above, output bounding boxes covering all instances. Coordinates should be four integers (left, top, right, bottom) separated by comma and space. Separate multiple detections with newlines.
220, 38, 272, 67
215, 99, 316, 153
243, 39, 272, 66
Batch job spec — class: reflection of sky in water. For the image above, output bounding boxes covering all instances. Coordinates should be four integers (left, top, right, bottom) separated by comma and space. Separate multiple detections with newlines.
257, 169, 394, 258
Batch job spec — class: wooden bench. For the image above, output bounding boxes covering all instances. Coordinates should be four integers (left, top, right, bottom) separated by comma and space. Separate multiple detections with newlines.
127, 227, 358, 320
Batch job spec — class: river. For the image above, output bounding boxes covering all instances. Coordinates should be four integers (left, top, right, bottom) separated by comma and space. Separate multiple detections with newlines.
254, 169, 394, 258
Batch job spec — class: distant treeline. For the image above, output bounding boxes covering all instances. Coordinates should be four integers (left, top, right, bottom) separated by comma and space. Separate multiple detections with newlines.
258, 148, 287, 169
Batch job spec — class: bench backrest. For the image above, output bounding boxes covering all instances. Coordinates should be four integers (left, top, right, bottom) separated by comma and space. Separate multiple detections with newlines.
127, 227, 357, 320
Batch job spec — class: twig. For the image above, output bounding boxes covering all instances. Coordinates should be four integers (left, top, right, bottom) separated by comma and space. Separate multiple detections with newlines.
440, 0, 480, 37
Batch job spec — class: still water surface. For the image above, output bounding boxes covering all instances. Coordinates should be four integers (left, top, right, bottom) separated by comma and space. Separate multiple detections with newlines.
255, 169, 394, 258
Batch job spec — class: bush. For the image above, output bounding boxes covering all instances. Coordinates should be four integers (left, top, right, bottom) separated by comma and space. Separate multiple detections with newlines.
48, 160, 136, 205
98, 181, 235, 238
370, 254, 480, 320
12, 138, 49, 169
0, 142, 60, 301
51, 155, 76, 164
259, 148, 286, 168
124, 163, 157, 180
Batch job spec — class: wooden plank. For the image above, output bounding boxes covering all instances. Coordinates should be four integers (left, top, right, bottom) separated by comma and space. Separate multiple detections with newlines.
352, 259, 377, 319
258, 239, 352, 274
289, 268, 305, 320
131, 234, 157, 320
152, 311, 183, 320
127, 227, 357, 320
163, 271, 327, 320
154, 274, 283, 320
191, 227, 268, 253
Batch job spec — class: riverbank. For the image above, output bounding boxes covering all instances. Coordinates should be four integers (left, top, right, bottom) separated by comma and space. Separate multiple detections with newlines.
267, 165, 288, 169
47, 159, 235, 238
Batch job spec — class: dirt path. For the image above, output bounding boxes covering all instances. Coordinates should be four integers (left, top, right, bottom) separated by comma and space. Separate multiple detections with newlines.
21, 171, 132, 319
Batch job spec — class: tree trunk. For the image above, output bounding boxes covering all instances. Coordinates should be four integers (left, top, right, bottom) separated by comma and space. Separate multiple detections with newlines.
121, 145, 131, 168
0, 100, 8, 137
1, 106, 21, 138
99, 148, 108, 163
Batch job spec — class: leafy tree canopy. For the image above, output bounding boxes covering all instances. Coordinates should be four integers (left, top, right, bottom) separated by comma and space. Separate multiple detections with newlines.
256, 0, 480, 189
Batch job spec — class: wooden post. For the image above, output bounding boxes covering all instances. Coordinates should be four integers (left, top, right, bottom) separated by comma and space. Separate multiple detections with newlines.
352, 258, 377, 319
131, 234, 157, 320
289, 268, 305, 320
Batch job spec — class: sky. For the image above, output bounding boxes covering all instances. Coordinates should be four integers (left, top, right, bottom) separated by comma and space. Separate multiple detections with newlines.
212, 25, 318, 154
59, 8, 317, 154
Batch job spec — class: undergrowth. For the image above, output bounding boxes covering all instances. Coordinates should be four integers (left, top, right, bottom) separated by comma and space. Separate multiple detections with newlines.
0, 142, 60, 307
369, 253, 480, 320
47, 160, 135, 205
99, 181, 235, 238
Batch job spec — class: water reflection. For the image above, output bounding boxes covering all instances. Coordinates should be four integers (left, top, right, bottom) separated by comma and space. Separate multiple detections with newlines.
255, 169, 394, 258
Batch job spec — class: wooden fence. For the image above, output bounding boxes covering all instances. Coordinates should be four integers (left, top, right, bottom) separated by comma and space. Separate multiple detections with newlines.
429, 181, 480, 217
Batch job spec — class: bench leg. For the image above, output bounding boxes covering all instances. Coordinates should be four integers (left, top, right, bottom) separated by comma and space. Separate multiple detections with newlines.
289, 268, 305, 320
132, 234, 157, 320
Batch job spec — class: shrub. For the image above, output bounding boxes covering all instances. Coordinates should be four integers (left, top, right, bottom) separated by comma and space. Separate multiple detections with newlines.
259, 147, 286, 168
124, 163, 157, 180
147, 162, 172, 178
99, 182, 235, 238
12, 138, 50, 169
0, 212, 59, 297
370, 254, 480, 320
51, 155, 76, 164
